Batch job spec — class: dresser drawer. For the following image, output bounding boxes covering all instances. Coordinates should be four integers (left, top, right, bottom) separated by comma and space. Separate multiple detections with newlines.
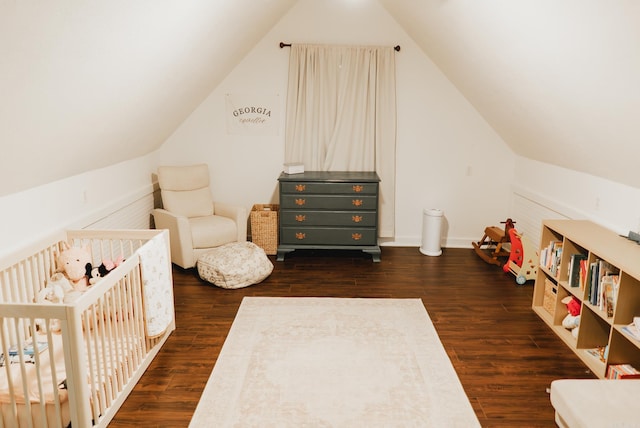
281, 181, 377, 195
280, 227, 377, 246
280, 194, 377, 210
280, 210, 376, 227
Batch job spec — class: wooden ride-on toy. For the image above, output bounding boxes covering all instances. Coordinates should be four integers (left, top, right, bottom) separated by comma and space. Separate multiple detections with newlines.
472, 218, 515, 266
503, 227, 538, 285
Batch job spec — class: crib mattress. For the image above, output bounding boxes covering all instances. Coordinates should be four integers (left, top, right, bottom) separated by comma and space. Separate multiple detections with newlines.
1, 333, 69, 427
1, 334, 68, 405
1, 330, 143, 428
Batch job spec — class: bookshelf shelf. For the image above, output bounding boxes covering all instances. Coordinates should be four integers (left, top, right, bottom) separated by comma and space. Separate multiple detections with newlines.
532, 219, 640, 379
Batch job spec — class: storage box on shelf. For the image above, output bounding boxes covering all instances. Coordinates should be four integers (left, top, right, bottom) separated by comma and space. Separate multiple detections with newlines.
532, 219, 640, 379
543, 278, 558, 316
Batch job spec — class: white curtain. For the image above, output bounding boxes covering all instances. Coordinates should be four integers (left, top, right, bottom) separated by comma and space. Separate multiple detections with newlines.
284, 44, 396, 237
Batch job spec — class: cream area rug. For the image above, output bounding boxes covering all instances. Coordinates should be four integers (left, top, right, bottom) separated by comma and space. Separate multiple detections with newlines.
190, 297, 480, 427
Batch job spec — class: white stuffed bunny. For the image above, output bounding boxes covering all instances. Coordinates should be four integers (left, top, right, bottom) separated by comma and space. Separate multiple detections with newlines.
35, 272, 80, 332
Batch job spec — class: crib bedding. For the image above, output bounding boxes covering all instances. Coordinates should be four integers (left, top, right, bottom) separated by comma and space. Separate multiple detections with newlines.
1, 333, 68, 427
0, 333, 67, 405
1, 399, 70, 428
138, 232, 174, 338
1, 329, 143, 427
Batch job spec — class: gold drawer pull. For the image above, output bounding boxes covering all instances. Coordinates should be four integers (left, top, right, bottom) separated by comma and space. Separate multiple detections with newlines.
353, 185, 364, 193
295, 184, 306, 192
296, 232, 306, 240
295, 198, 306, 206
352, 233, 362, 241
295, 215, 306, 222
352, 215, 363, 223
352, 199, 363, 207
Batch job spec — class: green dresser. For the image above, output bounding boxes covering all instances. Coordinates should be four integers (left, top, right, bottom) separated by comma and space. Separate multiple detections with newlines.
277, 171, 381, 262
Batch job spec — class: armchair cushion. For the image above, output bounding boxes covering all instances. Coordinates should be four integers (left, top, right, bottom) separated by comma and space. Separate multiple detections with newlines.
162, 188, 213, 218
158, 164, 215, 217
190, 216, 237, 249
158, 163, 210, 190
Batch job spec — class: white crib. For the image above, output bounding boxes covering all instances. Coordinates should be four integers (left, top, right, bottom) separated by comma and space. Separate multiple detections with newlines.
0, 229, 175, 428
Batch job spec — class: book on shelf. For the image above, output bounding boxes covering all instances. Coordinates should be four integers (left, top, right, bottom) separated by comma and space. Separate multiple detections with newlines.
579, 258, 588, 290
540, 240, 563, 277
586, 259, 619, 310
622, 322, 640, 341
587, 261, 598, 305
585, 345, 608, 362
606, 364, 640, 379
568, 254, 587, 287
544, 241, 563, 277
601, 274, 619, 317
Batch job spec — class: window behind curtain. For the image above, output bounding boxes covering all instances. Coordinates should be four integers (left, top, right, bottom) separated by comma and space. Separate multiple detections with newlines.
284, 44, 396, 238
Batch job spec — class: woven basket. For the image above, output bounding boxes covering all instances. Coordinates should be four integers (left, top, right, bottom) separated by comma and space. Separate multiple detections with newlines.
250, 204, 279, 255
543, 278, 558, 316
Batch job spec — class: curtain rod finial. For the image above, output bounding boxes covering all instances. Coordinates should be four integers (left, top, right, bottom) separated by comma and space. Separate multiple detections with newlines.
394, 45, 401, 52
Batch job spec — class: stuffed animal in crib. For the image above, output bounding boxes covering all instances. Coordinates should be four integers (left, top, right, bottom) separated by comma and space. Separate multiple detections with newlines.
89, 256, 124, 285
37, 272, 71, 304
561, 295, 581, 339
35, 272, 81, 331
57, 244, 93, 292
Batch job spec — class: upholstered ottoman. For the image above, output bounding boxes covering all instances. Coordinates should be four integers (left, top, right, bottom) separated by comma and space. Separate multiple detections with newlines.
197, 241, 273, 289
550, 379, 640, 427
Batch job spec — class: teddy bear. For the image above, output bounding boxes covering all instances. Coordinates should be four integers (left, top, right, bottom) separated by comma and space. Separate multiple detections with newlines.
561, 295, 581, 338
56, 243, 93, 292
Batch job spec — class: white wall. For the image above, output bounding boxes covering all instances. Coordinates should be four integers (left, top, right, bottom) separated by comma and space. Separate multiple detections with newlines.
0, 154, 158, 260
157, 0, 516, 248
512, 156, 640, 237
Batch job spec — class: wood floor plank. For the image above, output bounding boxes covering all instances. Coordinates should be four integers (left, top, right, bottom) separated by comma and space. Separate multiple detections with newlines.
109, 247, 595, 427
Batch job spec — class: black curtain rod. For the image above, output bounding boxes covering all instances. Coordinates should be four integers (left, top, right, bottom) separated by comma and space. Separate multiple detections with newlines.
279, 42, 400, 52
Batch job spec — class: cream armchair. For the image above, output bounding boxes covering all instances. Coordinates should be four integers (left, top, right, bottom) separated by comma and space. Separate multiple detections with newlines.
152, 164, 247, 269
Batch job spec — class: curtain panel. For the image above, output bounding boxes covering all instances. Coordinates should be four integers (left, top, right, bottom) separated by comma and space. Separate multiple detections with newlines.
284, 44, 396, 238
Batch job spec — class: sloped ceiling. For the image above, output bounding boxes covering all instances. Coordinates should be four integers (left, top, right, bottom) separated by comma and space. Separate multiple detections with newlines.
2, 0, 639, 197
378, 0, 640, 188
0, 0, 297, 196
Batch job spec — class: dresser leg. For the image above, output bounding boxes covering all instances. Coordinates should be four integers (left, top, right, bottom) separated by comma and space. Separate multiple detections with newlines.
276, 248, 294, 261
363, 247, 381, 262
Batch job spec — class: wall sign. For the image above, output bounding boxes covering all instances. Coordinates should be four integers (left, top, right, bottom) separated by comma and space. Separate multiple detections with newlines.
226, 93, 279, 136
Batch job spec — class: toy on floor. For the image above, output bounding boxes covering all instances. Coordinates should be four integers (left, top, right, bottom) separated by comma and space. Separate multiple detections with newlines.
502, 227, 538, 285
472, 218, 516, 266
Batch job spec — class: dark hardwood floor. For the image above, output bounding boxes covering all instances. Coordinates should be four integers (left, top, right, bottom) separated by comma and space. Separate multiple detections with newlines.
109, 247, 595, 428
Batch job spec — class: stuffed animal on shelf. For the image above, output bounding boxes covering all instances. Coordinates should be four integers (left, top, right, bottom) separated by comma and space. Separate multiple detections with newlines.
56, 243, 92, 292
89, 256, 124, 285
561, 295, 581, 339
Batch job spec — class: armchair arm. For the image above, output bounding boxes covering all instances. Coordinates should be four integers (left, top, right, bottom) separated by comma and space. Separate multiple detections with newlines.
213, 202, 248, 242
152, 208, 196, 268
